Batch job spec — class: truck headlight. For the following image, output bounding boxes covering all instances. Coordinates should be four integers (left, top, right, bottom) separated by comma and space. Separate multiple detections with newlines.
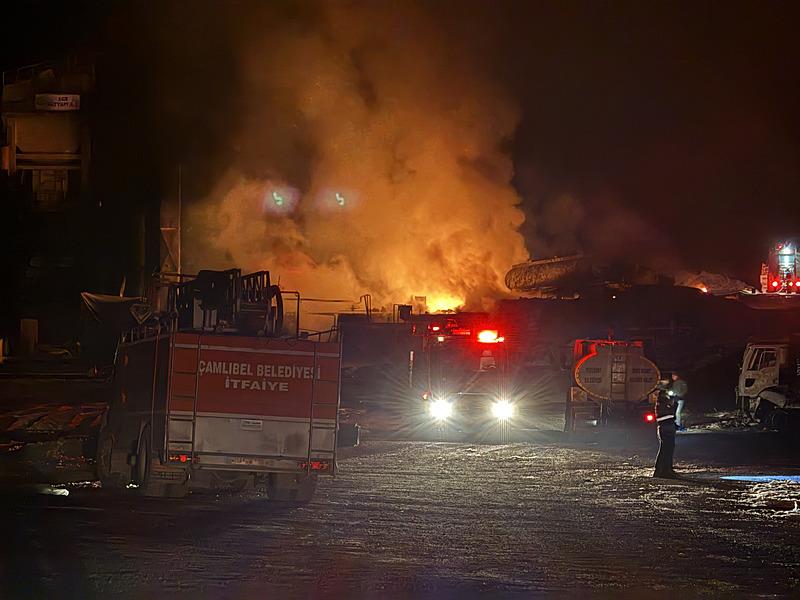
429, 399, 453, 420
491, 400, 514, 420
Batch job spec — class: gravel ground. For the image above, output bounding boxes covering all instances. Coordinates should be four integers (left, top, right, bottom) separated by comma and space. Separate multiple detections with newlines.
2, 434, 799, 599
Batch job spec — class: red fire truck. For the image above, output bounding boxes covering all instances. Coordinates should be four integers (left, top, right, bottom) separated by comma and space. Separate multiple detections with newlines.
95, 269, 341, 501
761, 241, 799, 293
412, 313, 519, 439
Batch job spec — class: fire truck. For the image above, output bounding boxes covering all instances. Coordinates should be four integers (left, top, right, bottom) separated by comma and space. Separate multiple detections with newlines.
412, 313, 519, 440
761, 241, 799, 293
95, 269, 341, 501
564, 339, 660, 432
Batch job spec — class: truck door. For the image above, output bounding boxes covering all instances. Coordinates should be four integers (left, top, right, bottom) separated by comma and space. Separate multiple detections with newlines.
739, 346, 780, 399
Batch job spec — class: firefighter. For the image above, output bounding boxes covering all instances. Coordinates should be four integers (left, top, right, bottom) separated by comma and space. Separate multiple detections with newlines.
653, 381, 678, 478
668, 372, 688, 431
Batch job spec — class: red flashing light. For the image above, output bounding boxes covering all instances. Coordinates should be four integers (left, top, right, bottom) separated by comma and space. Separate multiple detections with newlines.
430, 325, 441, 332
477, 329, 504, 343
169, 454, 190, 463
790, 282, 795, 287
644, 413, 655, 423
772, 281, 780, 288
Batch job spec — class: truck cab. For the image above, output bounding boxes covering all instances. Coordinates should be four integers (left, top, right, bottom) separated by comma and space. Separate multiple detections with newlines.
738, 337, 800, 427
738, 343, 785, 408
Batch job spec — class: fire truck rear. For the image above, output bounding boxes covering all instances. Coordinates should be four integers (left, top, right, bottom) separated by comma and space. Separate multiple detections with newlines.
761, 241, 799, 293
96, 269, 341, 501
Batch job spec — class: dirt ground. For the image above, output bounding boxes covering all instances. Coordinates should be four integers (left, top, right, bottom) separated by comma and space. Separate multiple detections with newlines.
2, 364, 799, 598
2, 431, 799, 599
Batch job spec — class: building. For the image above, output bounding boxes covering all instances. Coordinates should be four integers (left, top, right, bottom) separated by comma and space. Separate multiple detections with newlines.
1, 55, 160, 352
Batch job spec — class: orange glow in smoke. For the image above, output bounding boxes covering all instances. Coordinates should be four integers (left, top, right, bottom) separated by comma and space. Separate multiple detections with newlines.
426, 294, 464, 313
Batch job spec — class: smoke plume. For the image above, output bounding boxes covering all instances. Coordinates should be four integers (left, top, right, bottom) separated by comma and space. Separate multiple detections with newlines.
186, 1, 528, 312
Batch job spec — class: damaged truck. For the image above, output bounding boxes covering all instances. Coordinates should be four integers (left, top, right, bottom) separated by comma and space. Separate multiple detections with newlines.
738, 336, 800, 430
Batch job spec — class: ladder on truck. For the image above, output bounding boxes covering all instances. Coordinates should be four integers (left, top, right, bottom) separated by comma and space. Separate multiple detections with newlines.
305, 342, 341, 475
604, 344, 629, 424
160, 328, 201, 462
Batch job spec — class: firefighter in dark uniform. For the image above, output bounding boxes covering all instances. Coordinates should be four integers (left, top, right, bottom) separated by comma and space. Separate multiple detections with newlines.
653, 380, 678, 478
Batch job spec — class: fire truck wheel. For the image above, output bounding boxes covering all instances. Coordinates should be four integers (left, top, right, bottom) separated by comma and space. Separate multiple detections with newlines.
96, 419, 125, 489
267, 473, 317, 504
135, 425, 175, 498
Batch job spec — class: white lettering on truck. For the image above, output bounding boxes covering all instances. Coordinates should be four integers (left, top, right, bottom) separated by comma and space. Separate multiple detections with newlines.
199, 359, 313, 394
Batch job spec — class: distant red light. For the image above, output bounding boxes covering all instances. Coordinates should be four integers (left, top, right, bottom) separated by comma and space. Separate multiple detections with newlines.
645, 413, 655, 423
431, 325, 441, 332
299, 460, 330, 471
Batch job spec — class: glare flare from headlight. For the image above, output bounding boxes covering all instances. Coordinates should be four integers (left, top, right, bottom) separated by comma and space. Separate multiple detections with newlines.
429, 399, 453, 420
491, 400, 514, 420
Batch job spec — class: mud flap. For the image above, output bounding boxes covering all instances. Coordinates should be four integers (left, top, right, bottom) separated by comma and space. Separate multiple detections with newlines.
337, 423, 360, 448
564, 391, 574, 433
267, 473, 317, 503
147, 464, 190, 498
136, 426, 188, 498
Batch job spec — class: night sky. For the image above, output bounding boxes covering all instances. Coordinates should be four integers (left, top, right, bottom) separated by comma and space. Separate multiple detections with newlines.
4, 0, 800, 284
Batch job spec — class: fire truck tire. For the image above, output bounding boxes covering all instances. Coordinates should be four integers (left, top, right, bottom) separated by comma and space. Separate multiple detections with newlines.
267, 473, 317, 504
135, 426, 187, 498
96, 419, 126, 489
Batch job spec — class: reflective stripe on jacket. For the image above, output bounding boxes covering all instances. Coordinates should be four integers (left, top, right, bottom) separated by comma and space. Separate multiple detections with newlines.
655, 390, 677, 420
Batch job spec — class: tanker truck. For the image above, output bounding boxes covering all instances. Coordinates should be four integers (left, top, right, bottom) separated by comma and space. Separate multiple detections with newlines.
564, 339, 660, 432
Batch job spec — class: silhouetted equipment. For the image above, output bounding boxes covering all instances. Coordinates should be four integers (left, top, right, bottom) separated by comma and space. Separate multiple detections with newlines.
169, 269, 283, 336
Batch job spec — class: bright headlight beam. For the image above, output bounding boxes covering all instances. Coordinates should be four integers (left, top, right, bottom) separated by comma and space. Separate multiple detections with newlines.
429, 399, 453, 420
491, 400, 514, 420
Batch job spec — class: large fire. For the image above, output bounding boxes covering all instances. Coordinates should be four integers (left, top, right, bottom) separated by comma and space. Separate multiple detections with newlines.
426, 294, 465, 313
186, 2, 529, 313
